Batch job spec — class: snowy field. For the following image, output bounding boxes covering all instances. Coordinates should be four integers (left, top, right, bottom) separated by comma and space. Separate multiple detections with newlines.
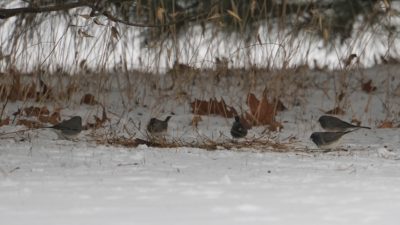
1, 139, 400, 225
1, 64, 400, 224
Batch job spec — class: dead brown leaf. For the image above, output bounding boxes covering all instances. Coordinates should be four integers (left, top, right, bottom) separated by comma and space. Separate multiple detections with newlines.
191, 98, 237, 118
85, 106, 109, 129
268, 121, 284, 132
0, 117, 10, 127
38, 115, 51, 124
38, 111, 60, 125
362, 80, 377, 93
378, 120, 394, 128
80, 93, 99, 105
245, 93, 276, 126
23, 106, 50, 117
16, 119, 42, 129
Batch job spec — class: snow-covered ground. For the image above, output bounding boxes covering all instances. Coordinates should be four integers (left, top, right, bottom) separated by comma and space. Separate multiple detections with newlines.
1, 139, 400, 225
1, 64, 400, 224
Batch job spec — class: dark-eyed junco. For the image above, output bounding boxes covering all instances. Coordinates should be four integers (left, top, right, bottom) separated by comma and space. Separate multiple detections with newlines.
147, 116, 171, 135
231, 116, 248, 139
47, 116, 82, 139
318, 115, 371, 132
310, 131, 352, 149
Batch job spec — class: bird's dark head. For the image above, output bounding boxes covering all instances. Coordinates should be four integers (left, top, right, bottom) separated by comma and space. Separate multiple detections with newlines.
318, 115, 333, 127
234, 116, 240, 122
310, 132, 319, 142
318, 116, 326, 123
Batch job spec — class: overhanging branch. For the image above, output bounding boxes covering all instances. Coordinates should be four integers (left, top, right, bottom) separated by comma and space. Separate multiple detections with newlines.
0, 0, 206, 28
0, 2, 91, 19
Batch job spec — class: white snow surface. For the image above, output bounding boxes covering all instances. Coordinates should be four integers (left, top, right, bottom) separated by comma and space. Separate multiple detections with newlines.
1, 137, 400, 224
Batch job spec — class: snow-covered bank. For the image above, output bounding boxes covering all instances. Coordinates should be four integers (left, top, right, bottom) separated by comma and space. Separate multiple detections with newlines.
1, 60, 400, 224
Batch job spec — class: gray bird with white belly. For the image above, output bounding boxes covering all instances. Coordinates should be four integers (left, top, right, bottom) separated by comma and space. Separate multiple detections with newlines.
147, 116, 171, 135
230, 116, 248, 139
46, 116, 82, 139
310, 131, 353, 149
318, 115, 371, 132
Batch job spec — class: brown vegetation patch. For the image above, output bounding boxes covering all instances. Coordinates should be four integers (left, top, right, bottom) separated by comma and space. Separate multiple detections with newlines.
378, 120, 394, 128
362, 80, 377, 93
245, 93, 283, 131
191, 98, 237, 118
0, 117, 10, 127
96, 136, 290, 152
80, 93, 99, 105
16, 119, 42, 129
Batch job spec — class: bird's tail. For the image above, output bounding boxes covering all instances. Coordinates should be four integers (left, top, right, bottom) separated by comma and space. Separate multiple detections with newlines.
41, 126, 55, 129
346, 124, 371, 133
344, 129, 358, 134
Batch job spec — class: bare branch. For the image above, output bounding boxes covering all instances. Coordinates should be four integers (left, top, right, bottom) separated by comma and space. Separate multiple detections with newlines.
0, 0, 206, 29
101, 10, 207, 28
0, 2, 91, 19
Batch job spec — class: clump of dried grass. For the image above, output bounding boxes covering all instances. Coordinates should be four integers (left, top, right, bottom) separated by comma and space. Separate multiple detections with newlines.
95, 131, 291, 152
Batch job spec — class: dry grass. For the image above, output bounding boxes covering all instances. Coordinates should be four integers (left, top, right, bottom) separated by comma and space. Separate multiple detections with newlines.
95, 134, 292, 152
